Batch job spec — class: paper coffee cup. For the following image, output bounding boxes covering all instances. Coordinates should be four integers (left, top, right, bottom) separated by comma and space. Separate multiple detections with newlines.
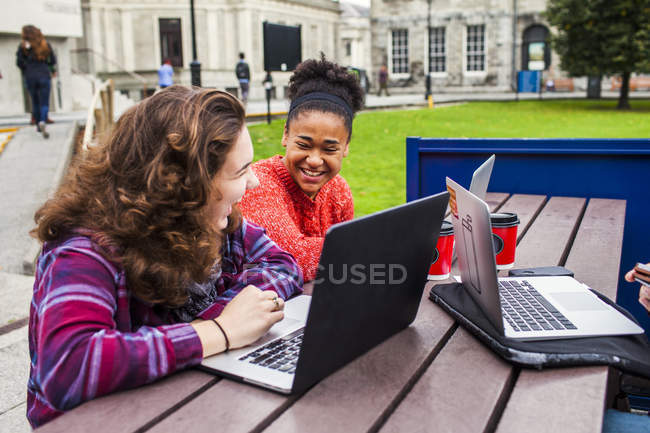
428, 220, 455, 280
490, 212, 519, 270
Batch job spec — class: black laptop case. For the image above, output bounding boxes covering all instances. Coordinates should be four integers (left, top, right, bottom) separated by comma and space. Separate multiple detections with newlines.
429, 282, 650, 379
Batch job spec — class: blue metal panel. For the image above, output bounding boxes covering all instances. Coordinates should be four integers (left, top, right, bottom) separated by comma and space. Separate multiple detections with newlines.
518, 70, 541, 92
406, 137, 650, 338
406, 137, 421, 202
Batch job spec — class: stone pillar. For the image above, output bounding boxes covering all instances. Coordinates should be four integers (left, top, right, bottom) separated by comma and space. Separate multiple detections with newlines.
121, 9, 135, 72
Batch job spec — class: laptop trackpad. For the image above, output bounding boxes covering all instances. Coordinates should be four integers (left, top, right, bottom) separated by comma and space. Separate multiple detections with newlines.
550, 292, 608, 311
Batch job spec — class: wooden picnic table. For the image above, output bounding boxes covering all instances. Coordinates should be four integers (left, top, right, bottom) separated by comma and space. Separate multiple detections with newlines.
37, 193, 629, 433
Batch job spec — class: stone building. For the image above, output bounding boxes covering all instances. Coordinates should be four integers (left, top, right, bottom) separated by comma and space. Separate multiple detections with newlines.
370, 0, 560, 93
76, 0, 344, 101
339, 1, 372, 75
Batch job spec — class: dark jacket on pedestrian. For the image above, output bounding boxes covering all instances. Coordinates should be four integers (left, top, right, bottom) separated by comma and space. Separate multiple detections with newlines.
236, 60, 250, 82
16, 43, 57, 80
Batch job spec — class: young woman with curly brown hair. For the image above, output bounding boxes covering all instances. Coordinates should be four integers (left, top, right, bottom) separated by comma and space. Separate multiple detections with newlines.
16, 25, 57, 138
239, 55, 364, 282
27, 86, 303, 428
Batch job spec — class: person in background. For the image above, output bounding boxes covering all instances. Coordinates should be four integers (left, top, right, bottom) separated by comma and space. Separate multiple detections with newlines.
235, 52, 250, 104
16, 25, 57, 139
545, 78, 555, 92
601, 262, 650, 433
26, 86, 302, 428
239, 54, 364, 282
158, 58, 174, 89
377, 65, 390, 97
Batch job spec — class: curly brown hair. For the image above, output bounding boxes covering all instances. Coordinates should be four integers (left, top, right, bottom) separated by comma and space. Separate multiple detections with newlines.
32, 86, 245, 306
21, 25, 50, 62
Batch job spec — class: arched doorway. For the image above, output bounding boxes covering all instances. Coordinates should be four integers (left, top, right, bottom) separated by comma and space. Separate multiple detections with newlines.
522, 25, 551, 71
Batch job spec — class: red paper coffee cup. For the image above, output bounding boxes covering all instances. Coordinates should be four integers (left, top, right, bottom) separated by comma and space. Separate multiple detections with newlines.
428, 220, 454, 280
490, 212, 519, 270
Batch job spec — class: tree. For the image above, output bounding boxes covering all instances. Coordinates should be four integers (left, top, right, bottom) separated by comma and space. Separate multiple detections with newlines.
545, 0, 650, 109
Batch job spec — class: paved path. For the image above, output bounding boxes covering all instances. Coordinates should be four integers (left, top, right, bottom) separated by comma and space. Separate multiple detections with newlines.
0, 122, 77, 275
0, 298, 31, 432
0, 123, 76, 433
243, 89, 650, 118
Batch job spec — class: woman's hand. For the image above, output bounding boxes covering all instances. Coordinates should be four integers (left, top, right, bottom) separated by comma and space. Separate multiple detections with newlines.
218, 285, 285, 349
191, 285, 284, 357
625, 263, 650, 313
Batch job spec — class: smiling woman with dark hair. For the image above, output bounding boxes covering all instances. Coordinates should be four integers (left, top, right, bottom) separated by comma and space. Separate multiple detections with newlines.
27, 86, 302, 428
239, 55, 364, 282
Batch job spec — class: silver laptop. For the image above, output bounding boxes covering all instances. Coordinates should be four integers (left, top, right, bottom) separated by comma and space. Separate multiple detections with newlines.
200, 191, 450, 392
446, 177, 643, 340
469, 154, 495, 200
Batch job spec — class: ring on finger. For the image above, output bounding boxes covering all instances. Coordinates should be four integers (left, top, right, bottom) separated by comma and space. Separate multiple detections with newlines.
272, 297, 280, 310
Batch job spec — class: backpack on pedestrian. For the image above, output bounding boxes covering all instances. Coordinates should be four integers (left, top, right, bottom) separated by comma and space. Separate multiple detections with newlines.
236, 62, 250, 80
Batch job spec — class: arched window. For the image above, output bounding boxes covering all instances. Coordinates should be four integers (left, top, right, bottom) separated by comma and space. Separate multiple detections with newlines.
522, 25, 550, 71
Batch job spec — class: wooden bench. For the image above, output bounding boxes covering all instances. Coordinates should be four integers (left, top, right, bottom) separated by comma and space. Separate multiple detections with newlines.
36, 193, 632, 433
611, 76, 650, 91
549, 77, 574, 92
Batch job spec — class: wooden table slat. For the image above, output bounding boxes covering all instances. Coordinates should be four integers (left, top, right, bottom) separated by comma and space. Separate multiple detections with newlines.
36, 370, 217, 433
496, 367, 609, 433
496, 194, 548, 244
262, 289, 456, 433
378, 327, 513, 433
148, 379, 294, 433
395, 195, 587, 433
485, 192, 511, 211
511, 196, 586, 269
564, 198, 626, 300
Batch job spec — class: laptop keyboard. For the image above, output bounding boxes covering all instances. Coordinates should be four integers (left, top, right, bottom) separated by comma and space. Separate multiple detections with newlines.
499, 280, 577, 332
237, 328, 304, 374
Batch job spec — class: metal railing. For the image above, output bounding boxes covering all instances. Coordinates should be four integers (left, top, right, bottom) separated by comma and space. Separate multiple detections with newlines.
70, 48, 149, 95
82, 79, 114, 151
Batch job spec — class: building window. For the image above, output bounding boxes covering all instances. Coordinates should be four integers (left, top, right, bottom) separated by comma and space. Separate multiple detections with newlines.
159, 18, 183, 67
428, 26, 445, 73
466, 24, 485, 72
345, 40, 352, 57
391, 29, 409, 74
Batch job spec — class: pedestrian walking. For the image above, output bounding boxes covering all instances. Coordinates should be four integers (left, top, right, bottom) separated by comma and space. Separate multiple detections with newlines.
158, 58, 174, 89
16, 25, 57, 139
235, 52, 250, 104
377, 65, 390, 97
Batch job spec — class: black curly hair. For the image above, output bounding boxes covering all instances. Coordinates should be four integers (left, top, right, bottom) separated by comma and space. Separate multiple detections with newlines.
285, 53, 364, 139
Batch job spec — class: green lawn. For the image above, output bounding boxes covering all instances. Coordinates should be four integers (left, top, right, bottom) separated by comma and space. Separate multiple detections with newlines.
248, 99, 650, 217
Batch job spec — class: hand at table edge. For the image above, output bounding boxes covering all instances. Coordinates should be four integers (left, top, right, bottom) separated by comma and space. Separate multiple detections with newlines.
625, 263, 650, 313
